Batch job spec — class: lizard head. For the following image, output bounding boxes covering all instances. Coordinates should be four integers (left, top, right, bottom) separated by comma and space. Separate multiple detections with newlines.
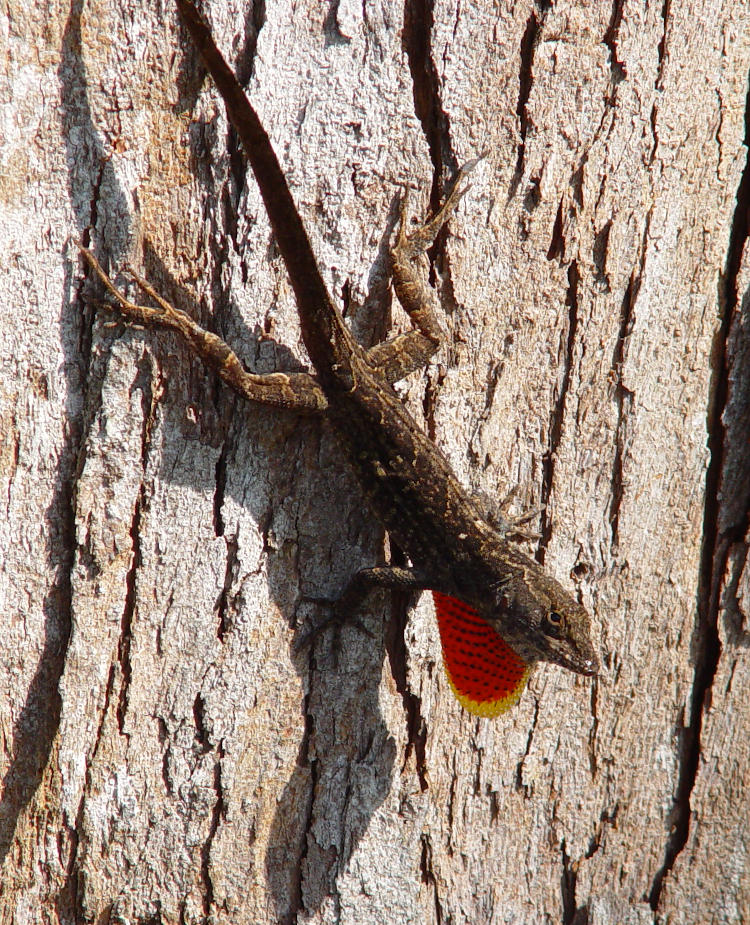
486, 561, 599, 677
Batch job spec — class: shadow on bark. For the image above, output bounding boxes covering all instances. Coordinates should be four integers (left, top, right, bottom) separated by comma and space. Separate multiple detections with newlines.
0, 0, 129, 877
0, 4, 405, 917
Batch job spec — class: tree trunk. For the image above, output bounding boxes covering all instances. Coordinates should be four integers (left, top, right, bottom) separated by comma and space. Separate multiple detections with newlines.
1, 0, 748, 922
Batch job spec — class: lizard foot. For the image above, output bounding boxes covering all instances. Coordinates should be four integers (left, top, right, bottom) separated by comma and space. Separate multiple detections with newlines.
293, 595, 375, 662
476, 485, 545, 542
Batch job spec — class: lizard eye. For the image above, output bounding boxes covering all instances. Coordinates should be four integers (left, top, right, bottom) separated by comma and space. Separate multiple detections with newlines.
543, 610, 565, 636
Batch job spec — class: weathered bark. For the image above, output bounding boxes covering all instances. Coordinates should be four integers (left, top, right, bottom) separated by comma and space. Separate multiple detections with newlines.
1, 0, 748, 922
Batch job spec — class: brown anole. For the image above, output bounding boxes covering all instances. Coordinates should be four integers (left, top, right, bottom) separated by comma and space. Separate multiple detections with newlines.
79, 0, 598, 716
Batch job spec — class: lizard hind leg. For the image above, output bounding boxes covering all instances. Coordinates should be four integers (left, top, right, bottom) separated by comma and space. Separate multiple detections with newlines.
365, 158, 483, 383
389, 157, 483, 349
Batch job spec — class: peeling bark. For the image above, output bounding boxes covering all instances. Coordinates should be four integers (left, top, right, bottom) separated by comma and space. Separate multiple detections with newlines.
1, 0, 748, 922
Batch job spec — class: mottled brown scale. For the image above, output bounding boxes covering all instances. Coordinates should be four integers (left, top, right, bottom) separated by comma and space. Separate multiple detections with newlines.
80, 0, 598, 715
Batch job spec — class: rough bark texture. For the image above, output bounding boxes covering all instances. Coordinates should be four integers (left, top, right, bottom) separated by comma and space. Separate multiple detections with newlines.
1, 0, 748, 922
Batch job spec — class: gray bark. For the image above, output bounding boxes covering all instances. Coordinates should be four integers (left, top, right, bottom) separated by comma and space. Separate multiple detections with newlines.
0, 0, 748, 922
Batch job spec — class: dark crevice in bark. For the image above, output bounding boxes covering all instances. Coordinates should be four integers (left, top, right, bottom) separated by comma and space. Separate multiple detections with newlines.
213, 443, 239, 642
403, 0, 455, 203
386, 577, 429, 792
284, 695, 317, 925
656, 0, 671, 78
609, 274, 636, 549
193, 693, 212, 754
585, 803, 619, 861
649, 72, 750, 914
116, 486, 142, 735
402, 0, 462, 368
539, 260, 579, 561
323, 0, 353, 46
422, 364, 446, 443
70, 657, 120, 921
199, 744, 225, 918
547, 198, 566, 261
213, 437, 229, 537
602, 0, 627, 83
54, 0, 132, 915
403, 0, 469, 477
649, 0, 671, 163
222, 0, 265, 249
76, 155, 109, 367
512, 11, 539, 193
216, 533, 238, 642
447, 769, 456, 830
593, 220, 613, 290
588, 679, 599, 779
560, 841, 579, 925
238, 0, 266, 86
515, 695, 540, 793
420, 834, 444, 925
610, 202, 652, 549
510, 2, 550, 201
157, 716, 173, 795
116, 355, 156, 735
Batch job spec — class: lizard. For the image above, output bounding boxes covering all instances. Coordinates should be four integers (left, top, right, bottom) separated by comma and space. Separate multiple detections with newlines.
78, 0, 598, 717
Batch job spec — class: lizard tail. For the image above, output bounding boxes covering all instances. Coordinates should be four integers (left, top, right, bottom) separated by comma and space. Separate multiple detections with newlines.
432, 592, 531, 717
176, 0, 353, 374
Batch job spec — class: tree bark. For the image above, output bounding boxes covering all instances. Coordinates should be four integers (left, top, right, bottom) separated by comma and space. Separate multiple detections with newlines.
1, 0, 748, 922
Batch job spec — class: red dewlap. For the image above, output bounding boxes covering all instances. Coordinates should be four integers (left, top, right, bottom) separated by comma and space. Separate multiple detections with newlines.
432, 591, 531, 717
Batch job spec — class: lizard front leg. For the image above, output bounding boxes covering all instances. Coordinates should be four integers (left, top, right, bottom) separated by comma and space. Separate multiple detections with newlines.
79, 245, 327, 413
295, 565, 437, 654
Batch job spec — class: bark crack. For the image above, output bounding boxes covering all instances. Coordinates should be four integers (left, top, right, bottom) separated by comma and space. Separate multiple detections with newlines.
401, 0, 463, 410
54, 2, 128, 913
515, 694, 540, 794
513, 10, 540, 190
386, 580, 429, 791
216, 533, 239, 642
66, 658, 120, 920
117, 354, 158, 735
199, 743, 226, 919
509, 2, 551, 203
221, 0, 266, 251
585, 803, 619, 860
560, 840, 578, 925
587, 678, 599, 779
648, 69, 750, 914
602, 0, 627, 83
649, 0, 671, 163
547, 198, 566, 261
608, 273, 636, 550
539, 260, 579, 561
403, 0, 455, 197
76, 154, 109, 368
285, 681, 317, 924
420, 834, 444, 925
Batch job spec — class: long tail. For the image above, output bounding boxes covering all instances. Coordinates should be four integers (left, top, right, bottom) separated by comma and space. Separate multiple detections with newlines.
175, 0, 351, 370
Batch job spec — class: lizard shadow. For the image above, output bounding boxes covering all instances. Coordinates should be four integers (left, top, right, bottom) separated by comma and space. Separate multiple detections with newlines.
138, 223, 404, 918
261, 206, 409, 919
139, 236, 401, 919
